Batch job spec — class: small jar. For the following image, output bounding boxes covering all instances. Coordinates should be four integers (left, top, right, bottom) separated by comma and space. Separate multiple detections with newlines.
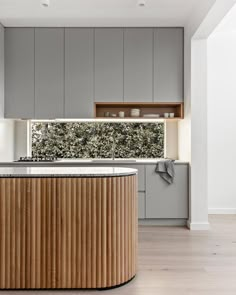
118, 111, 125, 118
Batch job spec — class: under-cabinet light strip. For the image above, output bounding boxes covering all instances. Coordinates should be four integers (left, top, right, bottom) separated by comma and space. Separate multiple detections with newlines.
31, 118, 166, 123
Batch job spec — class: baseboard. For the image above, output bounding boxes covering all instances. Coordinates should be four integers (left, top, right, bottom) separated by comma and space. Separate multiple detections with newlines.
187, 220, 210, 230
208, 208, 236, 214
139, 219, 187, 226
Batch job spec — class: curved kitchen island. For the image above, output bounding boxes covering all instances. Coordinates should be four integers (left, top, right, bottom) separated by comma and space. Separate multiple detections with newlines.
0, 167, 137, 289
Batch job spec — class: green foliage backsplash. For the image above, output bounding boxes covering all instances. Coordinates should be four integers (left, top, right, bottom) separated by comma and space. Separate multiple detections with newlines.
32, 122, 164, 158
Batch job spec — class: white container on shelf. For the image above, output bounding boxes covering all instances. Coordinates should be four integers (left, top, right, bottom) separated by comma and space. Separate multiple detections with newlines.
130, 109, 140, 117
164, 113, 169, 118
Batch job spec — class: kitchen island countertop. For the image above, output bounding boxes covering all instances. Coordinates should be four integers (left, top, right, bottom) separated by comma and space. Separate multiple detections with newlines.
0, 158, 189, 166
0, 166, 137, 178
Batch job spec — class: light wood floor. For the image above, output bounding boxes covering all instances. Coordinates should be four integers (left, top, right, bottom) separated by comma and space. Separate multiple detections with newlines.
1, 215, 236, 295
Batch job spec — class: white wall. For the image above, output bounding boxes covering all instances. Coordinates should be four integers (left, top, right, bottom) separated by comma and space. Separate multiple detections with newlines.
179, 0, 236, 229
166, 121, 178, 160
178, 0, 217, 162
14, 120, 29, 160
0, 119, 15, 161
208, 30, 236, 214
179, 0, 216, 229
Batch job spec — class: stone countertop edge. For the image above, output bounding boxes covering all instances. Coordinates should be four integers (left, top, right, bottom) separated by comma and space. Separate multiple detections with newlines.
0, 159, 189, 166
0, 167, 138, 178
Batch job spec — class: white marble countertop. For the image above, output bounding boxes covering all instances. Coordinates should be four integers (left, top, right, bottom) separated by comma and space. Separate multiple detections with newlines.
0, 167, 137, 178
0, 158, 189, 166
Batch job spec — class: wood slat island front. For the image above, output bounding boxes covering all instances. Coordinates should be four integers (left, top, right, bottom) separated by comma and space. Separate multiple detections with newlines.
0, 167, 137, 289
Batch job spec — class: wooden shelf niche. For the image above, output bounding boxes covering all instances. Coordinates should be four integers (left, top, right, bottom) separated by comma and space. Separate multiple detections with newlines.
94, 102, 184, 120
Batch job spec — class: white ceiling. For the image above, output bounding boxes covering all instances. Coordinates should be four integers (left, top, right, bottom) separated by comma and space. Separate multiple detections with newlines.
0, 0, 211, 27
214, 3, 236, 33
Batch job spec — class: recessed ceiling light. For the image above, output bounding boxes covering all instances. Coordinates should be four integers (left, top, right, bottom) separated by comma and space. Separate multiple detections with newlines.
41, 0, 50, 7
138, 0, 146, 7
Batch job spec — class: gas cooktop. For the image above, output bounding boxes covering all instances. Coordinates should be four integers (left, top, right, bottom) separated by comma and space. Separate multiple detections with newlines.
15, 156, 58, 162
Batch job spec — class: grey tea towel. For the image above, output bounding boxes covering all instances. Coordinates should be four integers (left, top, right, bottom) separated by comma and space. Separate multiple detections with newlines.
155, 159, 175, 184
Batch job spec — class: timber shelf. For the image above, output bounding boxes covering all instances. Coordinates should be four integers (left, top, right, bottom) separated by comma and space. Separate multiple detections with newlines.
94, 102, 184, 120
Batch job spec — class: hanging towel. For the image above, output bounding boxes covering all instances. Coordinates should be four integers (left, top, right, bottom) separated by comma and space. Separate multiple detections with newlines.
155, 159, 175, 184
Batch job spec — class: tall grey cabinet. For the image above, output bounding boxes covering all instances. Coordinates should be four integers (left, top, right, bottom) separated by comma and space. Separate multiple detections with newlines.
146, 164, 188, 218
154, 28, 183, 102
65, 28, 94, 118
5, 28, 35, 118
35, 28, 64, 119
94, 28, 124, 102
124, 28, 153, 102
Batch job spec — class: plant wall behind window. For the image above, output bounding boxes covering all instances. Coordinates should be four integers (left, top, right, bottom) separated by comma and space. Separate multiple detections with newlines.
32, 122, 164, 158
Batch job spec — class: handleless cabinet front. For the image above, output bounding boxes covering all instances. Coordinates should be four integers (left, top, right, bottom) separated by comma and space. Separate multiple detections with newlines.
146, 164, 188, 218
35, 28, 64, 119
5, 28, 34, 118
65, 28, 94, 118
124, 28, 153, 102
154, 28, 183, 102
94, 28, 124, 102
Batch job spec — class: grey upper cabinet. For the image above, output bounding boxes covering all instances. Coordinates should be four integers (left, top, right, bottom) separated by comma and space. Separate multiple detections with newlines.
94, 28, 123, 102
5, 28, 34, 118
35, 28, 64, 119
65, 28, 94, 118
4, 27, 184, 119
146, 164, 189, 218
154, 28, 183, 102
124, 28, 153, 102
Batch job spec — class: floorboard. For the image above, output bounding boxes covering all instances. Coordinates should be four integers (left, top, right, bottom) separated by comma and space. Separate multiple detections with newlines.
1, 215, 236, 295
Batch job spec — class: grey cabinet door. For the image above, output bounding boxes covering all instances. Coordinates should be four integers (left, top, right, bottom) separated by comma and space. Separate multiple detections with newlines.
138, 192, 145, 219
5, 28, 34, 118
146, 164, 188, 218
124, 28, 153, 102
121, 164, 145, 191
154, 28, 183, 102
35, 28, 64, 119
65, 28, 94, 118
95, 28, 123, 102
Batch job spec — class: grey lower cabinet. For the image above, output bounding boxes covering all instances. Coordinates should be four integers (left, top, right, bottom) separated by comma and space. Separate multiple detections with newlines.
154, 28, 183, 102
115, 164, 145, 219
5, 28, 35, 118
129, 165, 146, 219
65, 28, 94, 118
124, 28, 153, 102
94, 28, 124, 102
35, 28, 64, 119
122, 164, 145, 191
145, 164, 189, 218
138, 192, 145, 219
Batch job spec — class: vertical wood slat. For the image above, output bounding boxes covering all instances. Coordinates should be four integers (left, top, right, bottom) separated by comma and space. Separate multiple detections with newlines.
76, 178, 82, 288
91, 178, 97, 288
86, 178, 92, 288
96, 178, 102, 288
107, 177, 112, 287
0, 175, 137, 289
81, 178, 86, 288
15, 179, 21, 289
71, 178, 76, 288
56, 178, 61, 288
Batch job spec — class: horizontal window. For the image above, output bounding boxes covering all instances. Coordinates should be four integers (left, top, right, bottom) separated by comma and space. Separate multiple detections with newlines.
31, 122, 164, 159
